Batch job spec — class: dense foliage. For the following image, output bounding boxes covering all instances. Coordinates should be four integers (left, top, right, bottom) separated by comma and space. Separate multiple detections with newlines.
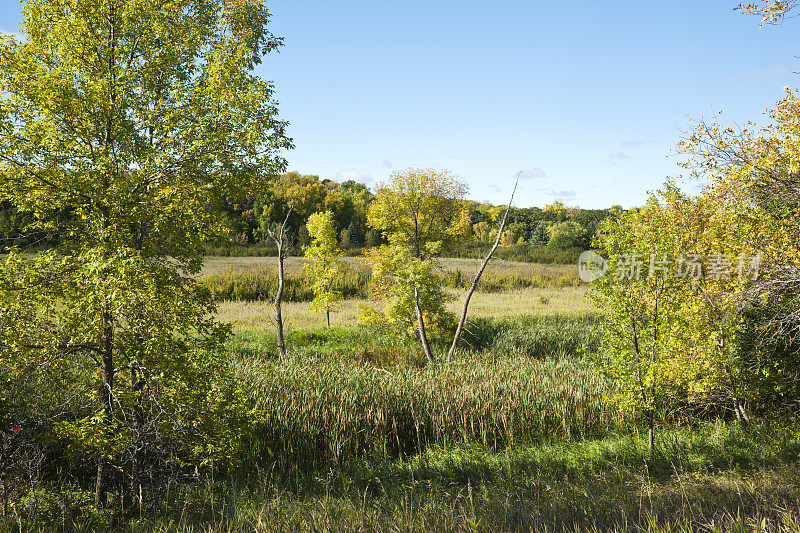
589, 91, 800, 448
0, 0, 289, 511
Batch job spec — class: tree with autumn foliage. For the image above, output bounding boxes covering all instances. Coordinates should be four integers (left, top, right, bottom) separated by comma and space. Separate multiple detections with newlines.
304, 211, 345, 327
363, 168, 468, 363
0, 0, 289, 509
735, 1, 799, 24
678, 89, 800, 413
590, 188, 696, 453
592, 88, 800, 439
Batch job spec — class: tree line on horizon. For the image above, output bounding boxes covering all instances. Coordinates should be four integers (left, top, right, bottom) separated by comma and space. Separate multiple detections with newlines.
0, 170, 619, 256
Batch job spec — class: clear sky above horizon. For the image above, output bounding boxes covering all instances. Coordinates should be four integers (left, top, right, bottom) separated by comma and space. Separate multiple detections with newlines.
1, 1, 798, 208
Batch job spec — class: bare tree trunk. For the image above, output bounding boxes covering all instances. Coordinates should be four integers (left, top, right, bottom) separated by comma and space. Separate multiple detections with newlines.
448, 173, 519, 358
414, 287, 435, 364
267, 208, 293, 358
629, 310, 655, 456
95, 306, 115, 508
275, 241, 286, 357
130, 366, 144, 513
326, 309, 330, 328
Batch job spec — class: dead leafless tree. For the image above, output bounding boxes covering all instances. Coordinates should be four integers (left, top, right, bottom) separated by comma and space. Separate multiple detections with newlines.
266, 207, 293, 357
448, 172, 520, 358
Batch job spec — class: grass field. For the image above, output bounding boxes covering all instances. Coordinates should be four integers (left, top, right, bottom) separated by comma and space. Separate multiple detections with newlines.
8, 257, 799, 532
137, 311, 800, 532
215, 286, 593, 330
200, 255, 578, 279
133, 423, 800, 532
207, 254, 589, 330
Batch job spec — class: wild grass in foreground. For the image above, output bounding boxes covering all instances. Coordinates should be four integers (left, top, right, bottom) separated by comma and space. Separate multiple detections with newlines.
225, 315, 610, 469
24, 421, 800, 532
7, 315, 800, 532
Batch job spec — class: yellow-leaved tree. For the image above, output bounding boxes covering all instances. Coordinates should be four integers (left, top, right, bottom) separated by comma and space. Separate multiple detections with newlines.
363, 168, 468, 364
305, 211, 346, 327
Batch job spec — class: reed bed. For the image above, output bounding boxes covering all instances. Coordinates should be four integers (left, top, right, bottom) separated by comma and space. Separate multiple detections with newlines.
228, 315, 615, 470
199, 264, 580, 303
199, 268, 370, 302
235, 354, 620, 469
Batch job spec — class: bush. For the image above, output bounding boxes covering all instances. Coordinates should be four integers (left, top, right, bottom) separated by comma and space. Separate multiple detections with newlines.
444, 242, 584, 264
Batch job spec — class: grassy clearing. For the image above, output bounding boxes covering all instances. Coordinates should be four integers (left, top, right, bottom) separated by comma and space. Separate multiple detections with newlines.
200, 255, 577, 278
222, 315, 609, 466
7, 311, 800, 532
214, 286, 593, 331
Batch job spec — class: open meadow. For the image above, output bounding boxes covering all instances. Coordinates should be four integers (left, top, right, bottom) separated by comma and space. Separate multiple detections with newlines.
4, 1, 800, 529
121, 257, 800, 533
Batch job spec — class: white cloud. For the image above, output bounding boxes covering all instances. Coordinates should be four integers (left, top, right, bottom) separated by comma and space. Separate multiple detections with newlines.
609, 151, 631, 165
741, 64, 793, 84
335, 168, 373, 184
381, 159, 393, 169
518, 168, 547, 180
532, 187, 577, 200
619, 140, 647, 150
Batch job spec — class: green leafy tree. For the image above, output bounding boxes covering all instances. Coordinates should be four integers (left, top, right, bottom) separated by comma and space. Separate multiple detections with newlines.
0, 0, 289, 507
305, 211, 345, 327
589, 195, 692, 453
547, 220, 586, 250
364, 228, 381, 248
364, 168, 468, 363
256, 173, 326, 242
589, 183, 765, 449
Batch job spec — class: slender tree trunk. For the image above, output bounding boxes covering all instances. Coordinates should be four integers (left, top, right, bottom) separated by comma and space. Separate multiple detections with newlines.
268, 208, 293, 358
96, 3, 119, 508
96, 306, 115, 508
732, 395, 751, 424
326, 309, 330, 328
130, 366, 144, 513
449, 174, 519, 358
414, 287, 435, 364
275, 240, 286, 357
629, 311, 655, 456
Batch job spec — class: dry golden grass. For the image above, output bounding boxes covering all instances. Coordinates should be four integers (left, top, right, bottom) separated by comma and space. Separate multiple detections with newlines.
206, 255, 588, 332
199, 255, 368, 277
444, 286, 592, 317
200, 255, 577, 278
215, 286, 593, 332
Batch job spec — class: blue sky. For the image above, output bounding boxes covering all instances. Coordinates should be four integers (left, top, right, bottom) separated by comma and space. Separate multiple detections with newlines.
1, 1, 797, 208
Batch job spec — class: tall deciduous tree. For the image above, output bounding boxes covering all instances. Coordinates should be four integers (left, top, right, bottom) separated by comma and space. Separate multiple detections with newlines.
679, 90, 800, 413
589, 190, 695, 453
365, 168, 468, 363
0, 0, 290, 507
